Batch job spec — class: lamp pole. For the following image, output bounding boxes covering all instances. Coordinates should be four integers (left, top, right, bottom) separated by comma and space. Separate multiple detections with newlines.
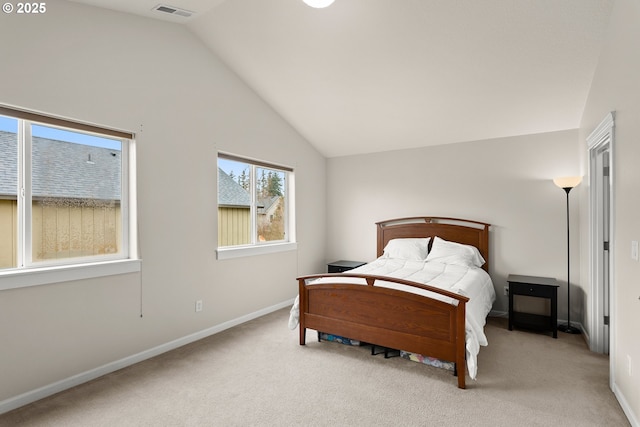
558, 186, 580, 334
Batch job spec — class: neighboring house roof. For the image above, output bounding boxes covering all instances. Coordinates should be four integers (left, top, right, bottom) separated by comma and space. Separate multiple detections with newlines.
218, 167, 250, 207
0, 131, 17, 198
0, 130, 121, 200
257, 196, 279, 215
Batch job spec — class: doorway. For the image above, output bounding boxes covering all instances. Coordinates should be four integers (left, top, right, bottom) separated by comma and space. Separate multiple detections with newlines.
587, 112, 614, 386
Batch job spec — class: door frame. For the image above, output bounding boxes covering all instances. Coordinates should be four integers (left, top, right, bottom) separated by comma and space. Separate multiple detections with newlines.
587, 112, 615, 388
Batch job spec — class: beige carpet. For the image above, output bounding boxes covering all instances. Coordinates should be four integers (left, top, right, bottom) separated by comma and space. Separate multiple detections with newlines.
0, 309, 630, 426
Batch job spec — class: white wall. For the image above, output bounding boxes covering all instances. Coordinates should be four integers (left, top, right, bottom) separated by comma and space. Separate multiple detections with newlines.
580, 0, 640, 423
0, 0, 325, 404
326, 130, 582, 316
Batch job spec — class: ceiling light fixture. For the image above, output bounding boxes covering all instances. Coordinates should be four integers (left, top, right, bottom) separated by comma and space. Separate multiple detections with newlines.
303, 0, 335, 8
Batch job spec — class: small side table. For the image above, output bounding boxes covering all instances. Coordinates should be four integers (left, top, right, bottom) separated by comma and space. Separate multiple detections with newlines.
508, 274, 559, 338
327, 260, 366, 273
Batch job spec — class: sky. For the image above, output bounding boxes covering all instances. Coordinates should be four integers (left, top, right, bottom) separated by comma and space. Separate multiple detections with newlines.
217, 158, 286, 190
0, 116, 122, 150
218, 158, 249, 179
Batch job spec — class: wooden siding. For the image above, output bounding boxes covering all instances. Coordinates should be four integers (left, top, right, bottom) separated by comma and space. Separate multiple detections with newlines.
0, 199, 121, 268
218, 207, 250, 246
0, 200, 17, 268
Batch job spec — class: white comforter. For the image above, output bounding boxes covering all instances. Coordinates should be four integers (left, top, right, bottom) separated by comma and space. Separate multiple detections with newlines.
289, 257, 496, 380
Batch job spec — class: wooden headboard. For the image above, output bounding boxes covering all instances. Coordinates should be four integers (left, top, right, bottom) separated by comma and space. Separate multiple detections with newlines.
376, 217, 490, 272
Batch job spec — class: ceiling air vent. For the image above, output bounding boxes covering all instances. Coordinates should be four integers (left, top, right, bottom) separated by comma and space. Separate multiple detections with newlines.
152, 4, 194, 18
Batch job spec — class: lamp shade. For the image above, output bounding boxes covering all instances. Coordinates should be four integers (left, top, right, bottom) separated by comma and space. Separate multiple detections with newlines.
553, 176, 582, 189
303, 0, 335, 8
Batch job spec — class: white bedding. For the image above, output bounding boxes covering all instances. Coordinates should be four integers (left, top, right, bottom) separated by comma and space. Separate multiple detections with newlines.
289, 256, 496, 380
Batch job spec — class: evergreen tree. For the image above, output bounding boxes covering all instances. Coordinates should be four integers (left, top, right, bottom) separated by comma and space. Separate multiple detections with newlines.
267, 172, 283, 196
258, 169, 268, 198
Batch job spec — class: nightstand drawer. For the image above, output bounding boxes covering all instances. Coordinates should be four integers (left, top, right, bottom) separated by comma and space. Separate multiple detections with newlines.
328, 265, 355, 273
510, 282, 555, 298
327, 260, 366, 273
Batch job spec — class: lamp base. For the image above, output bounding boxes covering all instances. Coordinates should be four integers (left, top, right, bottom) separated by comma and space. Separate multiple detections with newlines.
558, 323, 581, 334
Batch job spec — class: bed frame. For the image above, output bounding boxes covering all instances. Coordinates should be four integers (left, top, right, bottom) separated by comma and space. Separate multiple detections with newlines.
297, 217, 490, 389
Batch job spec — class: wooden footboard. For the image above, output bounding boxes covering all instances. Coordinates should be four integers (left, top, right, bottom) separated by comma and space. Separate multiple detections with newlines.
297, 273, 469, 389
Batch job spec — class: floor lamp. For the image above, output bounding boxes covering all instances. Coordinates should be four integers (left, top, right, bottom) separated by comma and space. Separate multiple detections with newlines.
553, 176, 582, 334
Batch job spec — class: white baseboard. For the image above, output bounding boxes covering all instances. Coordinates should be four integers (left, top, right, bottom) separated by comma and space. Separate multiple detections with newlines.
0, 299, 295, 415
614, 382, 639, 427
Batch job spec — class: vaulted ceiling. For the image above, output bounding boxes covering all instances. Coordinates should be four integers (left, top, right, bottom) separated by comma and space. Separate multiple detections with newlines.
67, 0, 615, 157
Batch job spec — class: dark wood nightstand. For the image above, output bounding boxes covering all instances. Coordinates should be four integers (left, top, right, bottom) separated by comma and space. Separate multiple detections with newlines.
327, 260, 366, 273
508, 274, 559, 338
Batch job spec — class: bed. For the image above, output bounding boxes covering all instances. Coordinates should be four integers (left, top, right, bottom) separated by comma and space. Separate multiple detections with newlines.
290, 217, 495, 389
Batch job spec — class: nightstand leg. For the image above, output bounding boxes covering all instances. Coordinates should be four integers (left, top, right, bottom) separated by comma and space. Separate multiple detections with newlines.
508, 289, 513, 331
551, 289, 558, 339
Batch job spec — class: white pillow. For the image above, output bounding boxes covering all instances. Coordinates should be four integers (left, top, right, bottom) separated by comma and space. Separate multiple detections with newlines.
425, 236, 485, 268
383, 238, 431, 261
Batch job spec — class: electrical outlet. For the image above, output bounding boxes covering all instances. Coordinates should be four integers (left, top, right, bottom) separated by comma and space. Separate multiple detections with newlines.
195, 300, 203, 312
632, 241, 639, 261
504, 286, 509, 296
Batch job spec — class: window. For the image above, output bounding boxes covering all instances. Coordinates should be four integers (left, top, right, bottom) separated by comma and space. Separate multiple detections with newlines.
217, 153, 295, 259
0, 105, 137, 283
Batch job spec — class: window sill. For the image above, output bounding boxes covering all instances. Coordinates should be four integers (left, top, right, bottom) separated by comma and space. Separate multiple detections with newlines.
216, 242, 297, 260
0, 259, 142, 291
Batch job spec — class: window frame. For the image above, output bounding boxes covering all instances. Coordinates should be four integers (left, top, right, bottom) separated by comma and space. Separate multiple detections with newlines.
0, 105, 139, 290
216, 152, 296, 260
